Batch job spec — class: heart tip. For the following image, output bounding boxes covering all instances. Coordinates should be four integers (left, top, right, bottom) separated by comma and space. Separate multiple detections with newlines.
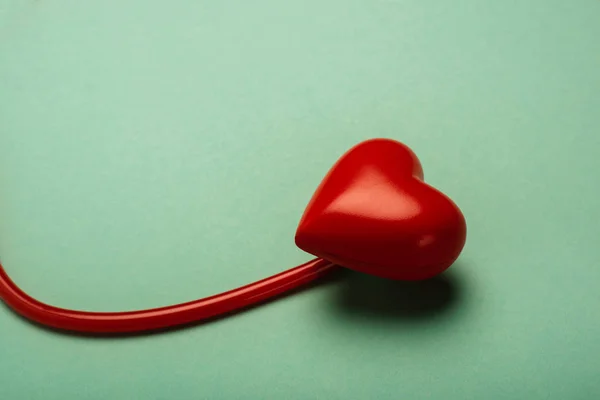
294, 230, 311, 255
294, 224, 324, 260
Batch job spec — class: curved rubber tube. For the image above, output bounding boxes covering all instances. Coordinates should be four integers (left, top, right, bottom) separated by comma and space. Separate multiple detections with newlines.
0, 259, 335, 334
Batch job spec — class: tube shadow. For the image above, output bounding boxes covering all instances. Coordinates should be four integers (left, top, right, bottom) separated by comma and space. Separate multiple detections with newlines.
0, 265, 464, 338
0, 267, 349, 340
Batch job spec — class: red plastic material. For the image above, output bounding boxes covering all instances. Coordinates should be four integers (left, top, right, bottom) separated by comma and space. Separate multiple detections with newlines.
0, 138, 466, 334
296, 138, 467, 280
0, 258, 334, 333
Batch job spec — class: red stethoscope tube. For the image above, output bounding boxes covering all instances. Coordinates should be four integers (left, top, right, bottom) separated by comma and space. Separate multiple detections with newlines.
0, 139, 467, 335
0, 259, 335, 334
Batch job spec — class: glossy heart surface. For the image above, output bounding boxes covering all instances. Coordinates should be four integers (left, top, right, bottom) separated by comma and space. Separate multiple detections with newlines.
295, 139, 466, 280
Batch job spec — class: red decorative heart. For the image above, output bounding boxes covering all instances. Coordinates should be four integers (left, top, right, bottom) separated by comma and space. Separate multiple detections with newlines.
295, 138, 466, 281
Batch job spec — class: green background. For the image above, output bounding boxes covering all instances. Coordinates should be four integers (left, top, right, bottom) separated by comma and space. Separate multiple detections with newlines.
1, 1, 599, 399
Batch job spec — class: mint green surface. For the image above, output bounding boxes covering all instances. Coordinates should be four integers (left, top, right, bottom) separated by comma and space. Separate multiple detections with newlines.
1, 1, 600, 399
